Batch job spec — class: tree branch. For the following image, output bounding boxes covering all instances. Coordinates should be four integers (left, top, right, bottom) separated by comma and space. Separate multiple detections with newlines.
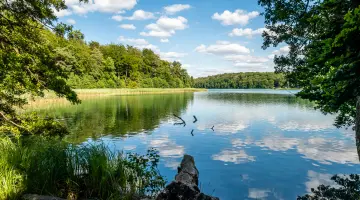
0, 111, 29, 132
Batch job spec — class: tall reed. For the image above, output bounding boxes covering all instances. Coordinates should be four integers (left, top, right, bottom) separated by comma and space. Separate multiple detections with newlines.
0, 137, 165, 200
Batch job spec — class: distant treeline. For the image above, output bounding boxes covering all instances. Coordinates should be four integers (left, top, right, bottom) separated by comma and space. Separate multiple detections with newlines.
45, 30, 193, 89
194, 72, 292, 89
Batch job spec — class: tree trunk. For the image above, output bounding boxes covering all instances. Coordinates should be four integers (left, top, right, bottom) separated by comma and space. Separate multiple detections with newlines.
356, 96, 360, 161
125, 69, 127, 84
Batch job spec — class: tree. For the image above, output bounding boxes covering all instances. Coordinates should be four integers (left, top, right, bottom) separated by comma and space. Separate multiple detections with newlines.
194, 72, 288, 89
0, 0, 87, 136
258, 0, 360, 158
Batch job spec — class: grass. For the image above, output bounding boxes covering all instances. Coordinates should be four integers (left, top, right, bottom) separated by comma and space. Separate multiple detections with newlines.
0, 137, 165, 200
24, 88, 206, 108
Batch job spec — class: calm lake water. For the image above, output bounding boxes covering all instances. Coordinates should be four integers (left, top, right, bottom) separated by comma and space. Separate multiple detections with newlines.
35, 89, 360, 200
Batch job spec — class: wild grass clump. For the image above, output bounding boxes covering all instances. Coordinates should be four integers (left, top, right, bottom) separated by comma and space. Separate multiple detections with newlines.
0, 137, 165, 200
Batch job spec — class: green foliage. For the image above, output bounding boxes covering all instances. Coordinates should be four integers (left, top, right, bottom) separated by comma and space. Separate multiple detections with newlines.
298, 174, 360, 200
194, 72, 288, 89
0, 0, 87, 136
258, 0, 360, 128
0, 137, 165, 200
0, 0, 192, 136
49, 35, 192, 90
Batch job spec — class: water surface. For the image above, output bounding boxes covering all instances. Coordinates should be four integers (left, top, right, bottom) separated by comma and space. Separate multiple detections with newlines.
35, 89, 360, 200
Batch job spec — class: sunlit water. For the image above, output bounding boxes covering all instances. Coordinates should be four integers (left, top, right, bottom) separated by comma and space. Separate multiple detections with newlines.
34, 89, 360, 200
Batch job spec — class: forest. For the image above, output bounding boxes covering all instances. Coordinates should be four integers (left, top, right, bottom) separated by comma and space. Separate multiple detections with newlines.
1, 0, 360, 199
42, 29, 193, 89
194, 72, 290, 89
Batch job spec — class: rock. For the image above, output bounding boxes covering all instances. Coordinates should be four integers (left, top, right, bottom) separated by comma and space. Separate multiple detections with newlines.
22, 194, 65, 200
156, 155, 219, 200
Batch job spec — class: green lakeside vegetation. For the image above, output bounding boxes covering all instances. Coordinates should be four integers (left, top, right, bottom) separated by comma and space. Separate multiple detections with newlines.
1, 0, 360, 199
24, 88, 205, 108
0, 137, 165, 200
193, 72, 293, 89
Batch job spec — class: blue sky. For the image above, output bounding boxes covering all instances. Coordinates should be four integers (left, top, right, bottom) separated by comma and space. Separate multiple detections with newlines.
54, 0, 289, 77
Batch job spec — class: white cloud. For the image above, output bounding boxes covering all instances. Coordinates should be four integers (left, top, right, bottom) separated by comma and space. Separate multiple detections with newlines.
195, 41, 250, 55
212, 149, 255, 164
224, 55, 269, 64
53, 9, 72, 17
64, 0, 137, 15
160, 52, 187, 61
126, 10, 155, 20
229, 28, 266, 38
141, 16, 188, 38
254, 136, 299, 151
140, 31, 172, 38
155, 16, 188, 30
297, 137, 359, 165
160, 38, 169, 43
164, 159, 181, 170
119, 24, 136, 30
66, 18, 76, 25
212, 9, 259, 26
305, 171, 335, 193
212, 123, 248, 135
118, 36, 148, 45
164, 4, 191, 15
117, 36, 159, 52
111, 10, 155, 21
248, 188, 271, 200
112, 15, 124, 21
149, 136, 185, 158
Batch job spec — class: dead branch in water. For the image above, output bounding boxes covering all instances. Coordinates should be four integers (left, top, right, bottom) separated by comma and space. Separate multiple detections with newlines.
191, 129, 194, 136
173, 114, 186, 127
211, 126, 214, 131
193, 115, 198, 123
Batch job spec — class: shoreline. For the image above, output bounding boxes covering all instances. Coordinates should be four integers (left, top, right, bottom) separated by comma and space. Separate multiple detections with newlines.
24, 88, 207, 108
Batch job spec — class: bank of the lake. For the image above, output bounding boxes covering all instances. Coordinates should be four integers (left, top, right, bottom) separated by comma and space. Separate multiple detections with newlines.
25, 88, 206, 108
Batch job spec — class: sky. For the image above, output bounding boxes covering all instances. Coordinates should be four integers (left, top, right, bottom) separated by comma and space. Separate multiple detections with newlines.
54, 0, 290, 78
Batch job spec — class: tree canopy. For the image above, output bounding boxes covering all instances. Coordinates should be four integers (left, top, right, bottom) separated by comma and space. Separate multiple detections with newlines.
258, 0, 360, 130
194, 72, 289, 89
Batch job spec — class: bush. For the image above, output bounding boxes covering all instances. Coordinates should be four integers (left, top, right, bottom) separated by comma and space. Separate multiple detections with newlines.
0, 137, 165, 200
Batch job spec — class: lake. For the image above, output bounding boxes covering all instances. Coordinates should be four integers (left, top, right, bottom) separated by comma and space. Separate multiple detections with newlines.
34, 89, 360, 200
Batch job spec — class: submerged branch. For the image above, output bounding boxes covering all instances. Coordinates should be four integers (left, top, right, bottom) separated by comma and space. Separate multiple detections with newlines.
173, 114, 186, 127
193, 115, 198, 123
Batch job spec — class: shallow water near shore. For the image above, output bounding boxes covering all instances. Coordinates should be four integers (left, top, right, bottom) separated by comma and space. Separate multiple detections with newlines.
33, 89, 360, 200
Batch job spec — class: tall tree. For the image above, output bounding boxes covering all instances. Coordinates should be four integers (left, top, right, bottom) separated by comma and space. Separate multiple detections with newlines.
0, 0, 86, 136
258, 0, 360, 157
